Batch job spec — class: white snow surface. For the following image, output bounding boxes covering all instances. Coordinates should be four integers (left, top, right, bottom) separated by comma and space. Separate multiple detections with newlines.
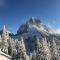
0, 51, 12, 60
28, 24, 47, 33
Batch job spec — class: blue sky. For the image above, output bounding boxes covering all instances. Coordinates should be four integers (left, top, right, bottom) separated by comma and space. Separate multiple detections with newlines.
0, 0, 60, 33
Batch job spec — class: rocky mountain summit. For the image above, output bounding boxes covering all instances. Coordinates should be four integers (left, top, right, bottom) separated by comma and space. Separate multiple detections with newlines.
0, 17, 60, 60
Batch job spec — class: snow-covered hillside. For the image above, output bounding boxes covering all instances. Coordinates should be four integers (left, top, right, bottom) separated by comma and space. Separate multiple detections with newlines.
0, 51, 12, 60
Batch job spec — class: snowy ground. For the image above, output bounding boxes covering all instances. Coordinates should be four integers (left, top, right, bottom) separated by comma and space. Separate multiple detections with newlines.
0, 51, 12, 60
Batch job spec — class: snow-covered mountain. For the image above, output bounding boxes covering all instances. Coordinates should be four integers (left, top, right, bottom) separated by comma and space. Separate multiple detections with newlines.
17, 17, 52, 35
16, 17, 53, 40
14, 17, 60, 60
0, 17, 60, 60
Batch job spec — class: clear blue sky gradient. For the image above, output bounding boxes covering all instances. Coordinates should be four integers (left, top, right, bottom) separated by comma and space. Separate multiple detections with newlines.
0, 0, 60, 33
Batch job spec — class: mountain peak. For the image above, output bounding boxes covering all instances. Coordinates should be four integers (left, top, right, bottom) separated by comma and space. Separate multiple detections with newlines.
31, 17, 36, 19
28, 17, 41, 24
17, 17, 52, 35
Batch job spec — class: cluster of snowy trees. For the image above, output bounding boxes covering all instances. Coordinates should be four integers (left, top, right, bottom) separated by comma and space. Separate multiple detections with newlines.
0, 25, 29, 60
29, 36, 58, 60
0, 34, 59, 60
0, 36, 29, 60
